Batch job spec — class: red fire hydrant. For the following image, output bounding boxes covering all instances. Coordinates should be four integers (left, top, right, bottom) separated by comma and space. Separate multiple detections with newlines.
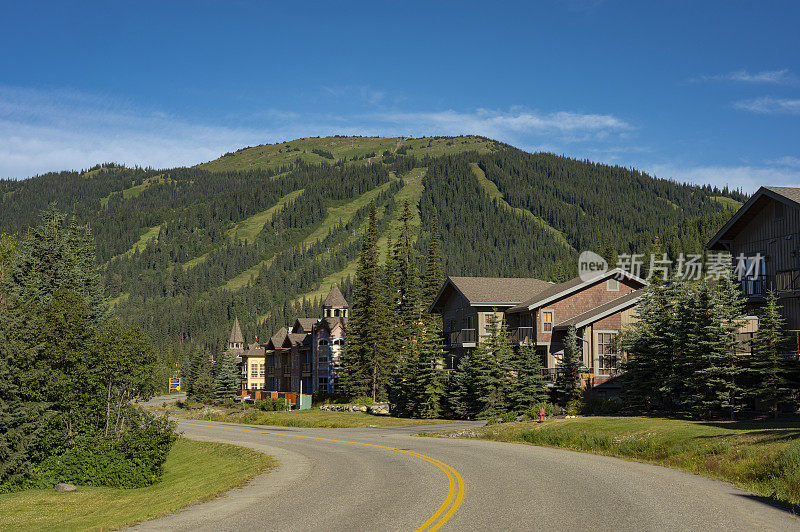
539, 407, 545, 422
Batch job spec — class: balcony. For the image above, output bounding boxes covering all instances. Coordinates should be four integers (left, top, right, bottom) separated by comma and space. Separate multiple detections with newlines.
776, 269, 800, 294
302, 363, 312, 374
510, 327, 535, 345
446, 328, 477, 348
741, 277, 769, 298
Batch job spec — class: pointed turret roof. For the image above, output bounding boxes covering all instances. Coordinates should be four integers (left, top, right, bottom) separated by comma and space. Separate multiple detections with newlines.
228, 317, 245, 344
322, 284, 348, 308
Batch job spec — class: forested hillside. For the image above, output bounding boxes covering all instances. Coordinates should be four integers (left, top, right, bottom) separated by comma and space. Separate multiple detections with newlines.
0, 135, 746, 361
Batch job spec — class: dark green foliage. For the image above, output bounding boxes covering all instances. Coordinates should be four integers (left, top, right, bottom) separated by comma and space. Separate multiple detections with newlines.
214, 353, 241, 401
749, 291, 793, 418
254, 398, 287, 411
472, 314, 513, 418
555, 326, 582, 405
508, 344, 548, 413
0, 207, 174, 492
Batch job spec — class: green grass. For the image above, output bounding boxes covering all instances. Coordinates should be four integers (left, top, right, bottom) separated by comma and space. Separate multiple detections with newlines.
227, 189, 304, 243
159, 402, 451, 428
280, 167, 426, 311
470, 163, 574, 251
198, 135, 499, 173
99, 175, 167, 208
130, 225, 161, 254
221, 257, 277, 290
430, 416, 800, 510
712, 195, 744, 210
0, 438, 275, 531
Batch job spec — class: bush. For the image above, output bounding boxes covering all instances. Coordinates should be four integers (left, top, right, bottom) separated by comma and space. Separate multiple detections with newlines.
566, 399, 585, 415
254, 398, 287, 411
29, 409, 176, 489
501, 411, 517, 423
581, 396, 623, 415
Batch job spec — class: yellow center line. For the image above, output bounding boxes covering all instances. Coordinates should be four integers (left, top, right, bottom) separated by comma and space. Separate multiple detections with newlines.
179, 421, 464, 531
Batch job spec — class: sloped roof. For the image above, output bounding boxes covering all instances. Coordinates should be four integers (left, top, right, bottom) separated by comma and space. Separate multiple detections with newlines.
293, 318, 318, 333
286, 332, 311, 347
264, 327, 288, 349
434, 276, 553, 308
243, 342, 265, 357
322, 284, 349, 308
507, 268, 646, 313
319, 316, 346, 331
228, 317, 244, 344
707, 186, 800, 250
553, 290, 643, 329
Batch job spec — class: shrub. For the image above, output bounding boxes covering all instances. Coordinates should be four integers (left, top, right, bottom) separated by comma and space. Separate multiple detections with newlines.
501, 411, 517, 423
526, 402, 564, 419
29, 409, 176, 489
254, 398, 287, 411
566, 399, 585, 415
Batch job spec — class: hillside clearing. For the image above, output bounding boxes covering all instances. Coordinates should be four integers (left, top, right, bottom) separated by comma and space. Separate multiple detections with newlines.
0, 439, 275, 531
428, 416, 800, 510
470, 163, 574, 250
129, 225, 160, 254
227, 189, 305, 243
712, 195, 744, 210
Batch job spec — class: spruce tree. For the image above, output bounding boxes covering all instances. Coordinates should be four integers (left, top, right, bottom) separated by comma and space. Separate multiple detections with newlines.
214, 352, 240, 401
447, 354, 477, 419
556, 326, 582, 405
472, 313, 513, 418
508, 343, 548, 413
422, 210, 443, 308
750, 290, 792, 419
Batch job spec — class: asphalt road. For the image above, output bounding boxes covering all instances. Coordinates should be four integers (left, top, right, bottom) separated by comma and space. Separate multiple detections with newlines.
133, 418, 799, 532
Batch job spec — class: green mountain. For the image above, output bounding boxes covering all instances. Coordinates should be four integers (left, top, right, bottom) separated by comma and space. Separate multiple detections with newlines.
0, 135, 745, 356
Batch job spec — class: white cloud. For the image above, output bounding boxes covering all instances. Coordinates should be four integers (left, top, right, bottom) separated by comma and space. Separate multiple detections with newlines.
646, 163, 800, 193
0, 85, 634, 179
768, 155, 800, 168
694, 69, 795, 84
734, 96, 800, 114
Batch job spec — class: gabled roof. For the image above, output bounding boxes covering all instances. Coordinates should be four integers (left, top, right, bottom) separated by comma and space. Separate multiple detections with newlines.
507, 268, 646, 313
431, 276, 553, 310
323, 284, 349, 308
318, 316, 347, 331
228, 317, 244, 344
242, 342, 265, 357
293, 318, 318, 333
285, 332, 311, 348
707, 186, 799, 250
553, 289, 643, 330
264, 327, 288, 349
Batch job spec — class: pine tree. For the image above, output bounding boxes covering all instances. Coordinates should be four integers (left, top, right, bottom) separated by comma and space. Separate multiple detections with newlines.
556, 326, 582, 405
508, 343, 548, 413
412, 324, 445, 418
750, 290, 792, 419
214, 353, 240, 401
714, 271, 747, 420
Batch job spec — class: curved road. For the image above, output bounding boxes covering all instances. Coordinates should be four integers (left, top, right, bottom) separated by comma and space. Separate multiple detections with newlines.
134, 419, 798, 531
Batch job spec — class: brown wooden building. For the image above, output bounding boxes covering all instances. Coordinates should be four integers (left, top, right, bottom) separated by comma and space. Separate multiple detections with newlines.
430, 269, 646, 392
708, 186, 800, 332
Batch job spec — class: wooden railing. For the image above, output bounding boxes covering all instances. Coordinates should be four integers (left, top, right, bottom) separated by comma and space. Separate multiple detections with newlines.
510, 327, 535, 345
447, 328, 477, 347
776, 269, 800, 293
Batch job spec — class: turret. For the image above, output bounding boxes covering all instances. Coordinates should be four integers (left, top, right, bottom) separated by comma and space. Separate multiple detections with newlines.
228, 317, 245, 350
322, 284, 349, 318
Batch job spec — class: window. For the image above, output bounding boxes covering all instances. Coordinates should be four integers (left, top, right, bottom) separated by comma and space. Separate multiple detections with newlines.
541, 310, 554, 333
481, 312, 498, 336
250, 363, 258, 378
318, 339, 329, 346
775, 202, 786, 221
739, 254, 766, 296
318, 377, 328, 393
259, 363, 265, 377
332, 338, 345, 347
318, 339, 329, 363
597, 332, 619, 376
607, 279, 619, 291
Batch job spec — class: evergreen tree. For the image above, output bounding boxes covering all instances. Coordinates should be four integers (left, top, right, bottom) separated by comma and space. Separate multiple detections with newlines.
192, 355, 215, 402
447, 354, 477, 419
556, 326, 582, 405
472, 313, 513, 418
412, 325, 445, 418
714, 271, 747, 420
508, 343, 548, 413
750, 290, 792, 419
343, 203, 390, 401
214, 353, 240, 401
422, 210, 443, 308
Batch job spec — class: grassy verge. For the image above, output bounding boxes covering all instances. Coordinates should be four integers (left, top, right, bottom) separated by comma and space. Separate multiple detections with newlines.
428, 416, 800, 510
157, 402, 451, 428
0, 438, 275, 531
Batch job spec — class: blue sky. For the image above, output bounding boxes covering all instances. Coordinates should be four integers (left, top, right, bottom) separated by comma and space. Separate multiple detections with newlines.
1, 0, 799, 191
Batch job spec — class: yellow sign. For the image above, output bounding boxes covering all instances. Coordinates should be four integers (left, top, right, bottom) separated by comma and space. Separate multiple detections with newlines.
169, 377, 181, 391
